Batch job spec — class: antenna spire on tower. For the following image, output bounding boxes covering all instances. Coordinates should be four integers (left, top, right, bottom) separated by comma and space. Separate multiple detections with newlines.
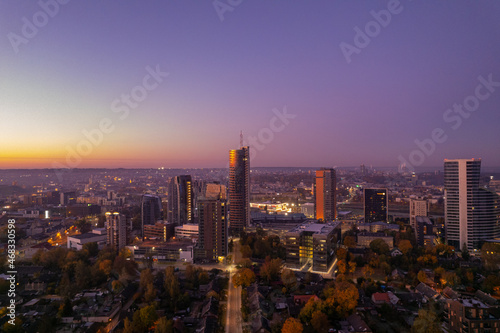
240, 130, 243, 148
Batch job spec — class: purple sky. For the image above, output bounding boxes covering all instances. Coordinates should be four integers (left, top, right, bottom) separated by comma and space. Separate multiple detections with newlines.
1, 1, 499, 169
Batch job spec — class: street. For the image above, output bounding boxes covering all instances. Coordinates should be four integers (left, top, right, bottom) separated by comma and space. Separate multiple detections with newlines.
226, 239, 243, 333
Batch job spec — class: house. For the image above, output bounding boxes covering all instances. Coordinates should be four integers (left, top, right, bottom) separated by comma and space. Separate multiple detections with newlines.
390, 248, 403, 257
293, 294, 320, 306
371, 292, 391, 305
391, 268, 406, 279
415, 283, 439, 302
347, 314, 372, 333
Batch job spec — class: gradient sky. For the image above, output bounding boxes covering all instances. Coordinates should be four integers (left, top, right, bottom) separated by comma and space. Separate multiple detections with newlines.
1, 1, 499, 169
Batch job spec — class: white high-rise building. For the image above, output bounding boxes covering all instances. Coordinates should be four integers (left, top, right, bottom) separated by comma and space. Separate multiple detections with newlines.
410, 198, 428, 230
444, 158, 500, 251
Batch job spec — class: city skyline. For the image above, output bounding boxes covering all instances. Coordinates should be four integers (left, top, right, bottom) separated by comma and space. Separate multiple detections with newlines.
1, 1, 500, 169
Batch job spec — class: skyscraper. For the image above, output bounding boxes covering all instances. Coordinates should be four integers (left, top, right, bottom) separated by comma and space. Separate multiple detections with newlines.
229, 146, 250, 235
141, 194, 163, 237
364, 188, 388, 223
314, 168, 337, 221
106, 212, 127, 251
197, 197, 227, 261
167, 175, 194, 225
444, 158, 500, 251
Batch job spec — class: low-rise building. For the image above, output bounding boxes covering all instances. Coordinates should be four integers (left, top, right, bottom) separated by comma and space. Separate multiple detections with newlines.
445, 297, 500, 333
357, 232, 394, 249
127, 240, 193, 263
285, 220, 340, 272
67, 229, 107, 250
175, 223, 199, 239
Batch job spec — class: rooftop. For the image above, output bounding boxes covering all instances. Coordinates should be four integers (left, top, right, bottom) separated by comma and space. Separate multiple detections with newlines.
288, 220, 339, 235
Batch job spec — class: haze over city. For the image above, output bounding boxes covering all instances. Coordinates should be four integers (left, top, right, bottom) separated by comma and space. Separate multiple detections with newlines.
1, 1, 500, 169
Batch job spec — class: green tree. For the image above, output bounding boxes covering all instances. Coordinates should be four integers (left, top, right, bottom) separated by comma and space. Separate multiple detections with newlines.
281, 268, 296, 290
155, 316, 174, 333
75, 260, 90, 289
139, 305, 158, 331
370, 239, 390, 255
82, 242, 99, 257
140, 268, 154, 289
412, 308, 441, 333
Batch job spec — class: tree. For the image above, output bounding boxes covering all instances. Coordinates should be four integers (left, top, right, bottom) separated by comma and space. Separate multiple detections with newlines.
370, 239, 390, 255
281, 268, 296, 290
139, 305, 158, 331
412, 309, 441, 333
417, 270, 427, 283
144, 282, 157, 303
461, 243, 470, 261
398, 239, 413, 255
2, 317, 23, 333
123, 317, 134, 333
241, 244, 252, 258
140, 268, 154, 289
75, 260, 90, 289
233, 268, 256, 288
99, 259, 113, 276
361, 265, 374, 279
336, 248, 347, 261
155, 316, 173, 333
481, 243, 500, 270
75, 219, 91, 233
344, 235, 357, 248
282, 317, 303, 333
164, 267, 180, 309
324, 281, 359, 318
260, 257, 282, 282
311, 310, 329, 333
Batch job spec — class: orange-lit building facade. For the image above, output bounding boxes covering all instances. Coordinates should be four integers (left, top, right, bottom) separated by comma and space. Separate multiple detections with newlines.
314, 168, 337, 221
229, 146, 249, 235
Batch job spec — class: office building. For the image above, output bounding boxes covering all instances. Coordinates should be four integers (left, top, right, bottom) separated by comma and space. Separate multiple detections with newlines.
141, 194, 163, 237
168, 175, 194, 225
415, 216, 436, 247
285, 221, 340, 272
314, 168, 337, 221
175, 223, 199, 239
229, 146, 250, 235
205, 182, 227, 200
143, 221, 175, 242
410, 198, 428, 231
364, 188, 388, 223
444, 158, 500, 251
197, 198, 227, 261
106, 212, 127, 251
